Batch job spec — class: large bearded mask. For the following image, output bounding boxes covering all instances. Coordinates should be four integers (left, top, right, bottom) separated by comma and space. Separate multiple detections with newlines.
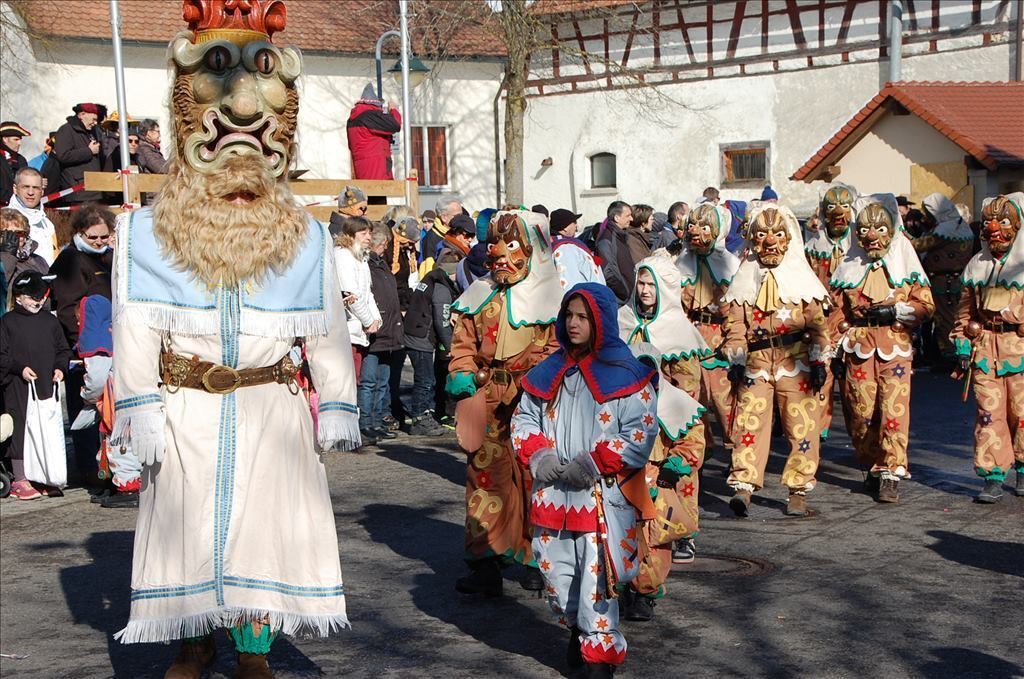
686, 204, 719, 256
981, 195, 1021, 259
487, 214, 533, 286
821, 186, 855, 240
154, 0, 308, 289
855, 204, 894, 260
750, 208, 790, 268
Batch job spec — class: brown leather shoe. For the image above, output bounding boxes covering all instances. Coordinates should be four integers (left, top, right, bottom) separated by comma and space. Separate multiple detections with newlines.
786, 492, 808, 516
164, 635, 216, 679
729, 489, 752, 517
878, 478, 899, 503
235, 653, 275, 679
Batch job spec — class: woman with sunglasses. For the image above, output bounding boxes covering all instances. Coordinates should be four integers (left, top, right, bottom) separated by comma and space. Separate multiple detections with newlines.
49, 204, 114, 348
109, 135, 140, 172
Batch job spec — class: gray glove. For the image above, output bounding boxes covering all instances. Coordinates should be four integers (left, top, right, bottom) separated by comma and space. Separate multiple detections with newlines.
562, 455, 600, 489
530, 449, 566, 484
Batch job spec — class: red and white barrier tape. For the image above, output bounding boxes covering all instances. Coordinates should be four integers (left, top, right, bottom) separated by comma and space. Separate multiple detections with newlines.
40, 183, 85, 205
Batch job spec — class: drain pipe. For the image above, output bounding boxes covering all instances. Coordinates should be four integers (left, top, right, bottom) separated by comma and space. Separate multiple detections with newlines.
889, 0, 903, 84
1014, 0, 1022, 81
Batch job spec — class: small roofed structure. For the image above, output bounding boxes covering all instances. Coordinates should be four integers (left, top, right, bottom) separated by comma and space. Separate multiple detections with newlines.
791, 81, 1024, 217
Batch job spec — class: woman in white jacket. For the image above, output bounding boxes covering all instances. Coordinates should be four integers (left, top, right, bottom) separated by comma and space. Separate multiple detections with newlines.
332, 214, 381, 379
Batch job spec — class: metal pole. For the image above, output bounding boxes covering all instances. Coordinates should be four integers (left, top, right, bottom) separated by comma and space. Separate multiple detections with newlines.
1014, 0, 1022, 81
374, 30, 400, 99
888, 0, 903, 84
109, 0, 132, 205
400, 0, 412, 204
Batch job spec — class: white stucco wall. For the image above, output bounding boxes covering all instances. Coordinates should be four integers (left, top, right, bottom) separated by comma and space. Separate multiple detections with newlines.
522, 40, 1013, 224
0, 15, 503, 212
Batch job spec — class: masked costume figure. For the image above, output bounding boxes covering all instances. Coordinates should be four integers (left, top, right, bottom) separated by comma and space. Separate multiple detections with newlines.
805, 184, 858, 440
952, 193, 1024, 503
112, 3, 359, 677
914, 193, 975, 360
674, 203, 741, 453
447, 209, 561, 596
720, 205, 832, 517
831, 195, 933, 503
513, 283, 658, 676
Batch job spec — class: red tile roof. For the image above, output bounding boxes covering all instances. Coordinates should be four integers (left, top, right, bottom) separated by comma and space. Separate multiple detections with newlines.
11, 0, 505, 57
791, 81, 1024, 182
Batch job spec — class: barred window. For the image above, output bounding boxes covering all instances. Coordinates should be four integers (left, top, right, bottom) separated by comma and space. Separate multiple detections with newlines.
721, 143, 770, 187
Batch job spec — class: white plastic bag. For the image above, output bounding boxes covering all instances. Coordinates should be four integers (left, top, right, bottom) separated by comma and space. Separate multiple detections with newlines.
23, 381, 67, 488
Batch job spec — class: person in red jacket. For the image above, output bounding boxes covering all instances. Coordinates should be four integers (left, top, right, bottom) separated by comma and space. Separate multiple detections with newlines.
347, 84, 402, 180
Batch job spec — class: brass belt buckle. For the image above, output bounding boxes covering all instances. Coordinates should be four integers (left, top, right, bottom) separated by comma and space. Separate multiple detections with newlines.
202, 365, 242, 394
491, 369, 511, 386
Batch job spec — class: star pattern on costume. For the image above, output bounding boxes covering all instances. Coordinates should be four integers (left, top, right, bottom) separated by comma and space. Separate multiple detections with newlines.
775, 307, 792, 322
546, 408, 557, 420
535, 488, 544, 499
596, 617, 609, 631
978, 410, 993, 426
539, 531, 551, 543
885, 417, 900, 431
776, 324, 789, 335
852, 368, 868, 381
590, 534, 599, 544
632, 430, 646, 443
590, 592, 602, 602
642, 413, 655, 427
546, 584, 557, 595
485, 324, 498, 344
598, 410, 612, 424
682, 482, 695, 497
611, 439, 625, 452
798, 380, 811, 393
539, 559, 551, 571
639, 389, 652, 403
741, 432, 756, 446
798, 438, 811, 452
892, 365, 906, 378
753, 327, 768, 339
602, 634, 615, 646
626, 526, 637, 540
590, 562, 601, 575
753, 309, 767, 323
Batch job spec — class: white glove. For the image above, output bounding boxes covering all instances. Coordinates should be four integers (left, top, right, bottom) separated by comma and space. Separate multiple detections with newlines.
113, 410, 166, 466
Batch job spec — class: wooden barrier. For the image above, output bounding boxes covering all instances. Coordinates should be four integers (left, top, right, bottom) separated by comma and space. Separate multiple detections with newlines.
83, 171, 419, 222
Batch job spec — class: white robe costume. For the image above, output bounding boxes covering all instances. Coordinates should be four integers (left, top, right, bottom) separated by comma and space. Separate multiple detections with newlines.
112, 207, 359, 643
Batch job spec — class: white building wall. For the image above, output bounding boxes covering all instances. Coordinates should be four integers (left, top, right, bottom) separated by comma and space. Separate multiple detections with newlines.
522, 40, 1012, 225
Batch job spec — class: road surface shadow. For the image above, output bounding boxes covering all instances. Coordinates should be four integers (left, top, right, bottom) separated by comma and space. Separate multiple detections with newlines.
918, 646, 1024, 678
56, 531, 319, 678
926, 530, 1024, 578
359, 503, 564, 674
377, 445, 466, 487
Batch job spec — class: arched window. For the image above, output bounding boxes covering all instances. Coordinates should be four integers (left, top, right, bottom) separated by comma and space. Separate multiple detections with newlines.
590, 152, 616, 189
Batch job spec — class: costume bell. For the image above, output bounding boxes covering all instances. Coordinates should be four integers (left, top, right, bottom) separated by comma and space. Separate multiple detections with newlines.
951, 193, 1024, 503
831, 194, 934, 503
674, 203, 741, 453
447, 209, 561, 596
112, 3, 359, 677
513, 283, 659, 676
805, 183, 858, 441
720, 204, 832, 517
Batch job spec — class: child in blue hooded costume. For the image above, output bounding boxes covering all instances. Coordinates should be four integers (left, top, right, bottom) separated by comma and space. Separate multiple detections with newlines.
513, 283, 659, 677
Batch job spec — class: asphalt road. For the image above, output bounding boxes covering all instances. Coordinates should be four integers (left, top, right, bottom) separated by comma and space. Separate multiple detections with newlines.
1, 370, 1022, 678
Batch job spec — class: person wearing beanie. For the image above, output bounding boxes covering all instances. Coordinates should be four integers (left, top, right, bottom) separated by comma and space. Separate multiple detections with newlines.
549, 208, 605, 293
337, 185, 369, 218
760, 185, 779, 203
53, 103, 106, 204
347, 82, 402, 180
0, 270, 71, 500
0, 122, 30, 205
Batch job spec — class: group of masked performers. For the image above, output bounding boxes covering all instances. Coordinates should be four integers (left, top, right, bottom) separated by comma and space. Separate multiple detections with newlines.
445, 190, 1024, 677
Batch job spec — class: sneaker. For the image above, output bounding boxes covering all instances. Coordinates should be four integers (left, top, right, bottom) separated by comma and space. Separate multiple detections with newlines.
672, 538, 696, 564
625, 593, 656, 621
101, 491, 140, 508
410, 417, 444, 436
977, 479, 1004, 504
10, 480, 41, 501
877, 477, 899, 503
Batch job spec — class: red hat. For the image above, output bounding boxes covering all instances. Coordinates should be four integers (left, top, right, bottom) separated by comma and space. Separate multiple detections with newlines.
182, 0, 286, 45
73, 103, 101, 115
0, 121, 30, 138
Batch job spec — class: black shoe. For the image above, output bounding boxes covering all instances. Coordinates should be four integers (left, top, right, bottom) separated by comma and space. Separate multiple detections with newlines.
625, 593, 655, 621
520, 566, 545, 591
358, 429, 378, 446
672, 538, 696, 564
374, 426, 397, 440
863, 473, 881, 495
410, 418, 444, 436
567, 626, 584, 670
1015, 471, 1024, 497
584, 662, 615, 678
101, 491, 139, 508
90, 488, 112, 504
729, 490, 751, 517
455, 558, 502, 597
617, 587, 635, 620
977, 479, 1004, 504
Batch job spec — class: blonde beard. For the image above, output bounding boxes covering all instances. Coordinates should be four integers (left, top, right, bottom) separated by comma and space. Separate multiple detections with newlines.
152, 154, 308, 289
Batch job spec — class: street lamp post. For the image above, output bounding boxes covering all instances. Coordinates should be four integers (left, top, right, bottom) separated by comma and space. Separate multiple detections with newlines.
373, 30, 400, 100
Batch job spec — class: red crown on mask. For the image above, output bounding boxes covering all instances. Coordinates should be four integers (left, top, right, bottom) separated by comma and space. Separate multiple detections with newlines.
182, 0, 286, 45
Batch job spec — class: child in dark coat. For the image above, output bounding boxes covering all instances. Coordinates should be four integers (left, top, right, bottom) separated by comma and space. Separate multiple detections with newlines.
0, 270, 71, 499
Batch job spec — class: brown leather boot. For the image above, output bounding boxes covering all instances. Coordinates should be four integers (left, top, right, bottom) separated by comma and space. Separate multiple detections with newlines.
729, 489, 752, 517
785, 492, 808, 516
164, 635, 216, 679
235, 653, 275, 679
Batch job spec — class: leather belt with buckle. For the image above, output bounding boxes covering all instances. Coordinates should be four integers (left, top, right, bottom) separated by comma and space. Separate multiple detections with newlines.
687, 310, 726, 325
851, 318, 889, 328
747, 330, 805, 352
983, 320, 1020, 333
161, 351, 299, 395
